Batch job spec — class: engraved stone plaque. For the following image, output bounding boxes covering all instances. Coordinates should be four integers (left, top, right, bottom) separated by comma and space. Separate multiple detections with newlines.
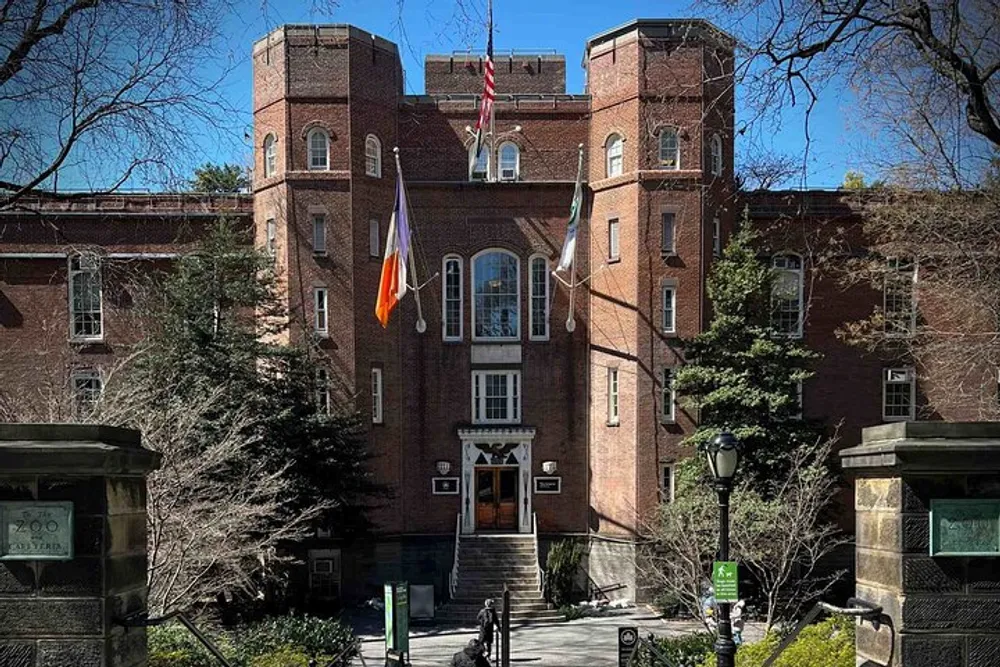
0, 501, 74, 560
930, 499, 1000, 557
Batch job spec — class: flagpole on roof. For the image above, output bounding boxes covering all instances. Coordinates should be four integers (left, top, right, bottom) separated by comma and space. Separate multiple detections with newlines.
395, 147, 428, 333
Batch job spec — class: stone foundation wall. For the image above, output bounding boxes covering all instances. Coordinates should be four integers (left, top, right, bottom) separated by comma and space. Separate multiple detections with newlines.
585, 536, 636, 602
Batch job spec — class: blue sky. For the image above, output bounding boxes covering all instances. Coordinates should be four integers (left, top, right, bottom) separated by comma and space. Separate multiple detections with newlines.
92, 0, 865, 190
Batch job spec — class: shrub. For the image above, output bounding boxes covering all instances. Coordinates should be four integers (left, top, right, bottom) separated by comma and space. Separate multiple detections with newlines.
560, 604, 589, 621
700, 616, 855, 667
632, 632, 716, 667
148, 624, 220, 667
248, 647, 332, 667
232, 614, 356, 664
545, 539, 584, 606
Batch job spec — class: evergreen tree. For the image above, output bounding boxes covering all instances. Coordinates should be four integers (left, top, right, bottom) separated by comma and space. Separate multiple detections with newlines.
675, 226, 825, 491
190, 163, 250, 193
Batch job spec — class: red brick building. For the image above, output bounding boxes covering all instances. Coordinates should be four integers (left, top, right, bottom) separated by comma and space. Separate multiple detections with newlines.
0, 19, 911, 606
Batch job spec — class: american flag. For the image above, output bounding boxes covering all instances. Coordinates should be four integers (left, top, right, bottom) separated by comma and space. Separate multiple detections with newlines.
470, 3, 494, 171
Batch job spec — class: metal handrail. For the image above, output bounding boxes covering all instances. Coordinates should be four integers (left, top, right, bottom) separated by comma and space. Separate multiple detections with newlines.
449, 512, 461, 599
760, 597, 887, 667
532, 511, 545, 597
115, 611, 234, 667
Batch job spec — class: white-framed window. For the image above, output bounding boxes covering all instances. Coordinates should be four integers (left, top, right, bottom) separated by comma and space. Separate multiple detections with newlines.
472, 370, 520, 424
312, 214, 327, 256
265, 218, 277, 256
71, 369, 102, 416
661, 284, 676, 334
659, 127, 680, 169
472, 249, 519, 340
314, 287, 328, 336
443, 255, 463, 341
661, 367, 676, 423
605, 134, 623, 178
69, 253, 102, 341
883, 368, 915, 421
712, 216, 721, 257
263, 134, 277, 178
659, 464, 675, 502
369, 219, 380, 258
308, 549, 342, 599
469, 144, 490, 181
884, 258, 916, 336
314, 367, 331, 414
371, 367, 383, 424
608, 218, 620, 261
529, 254, 550, 341
710, 134, 722, 176
308, 128, 330, 170
607, 367, 620, 425
771, 254, 803, 337
661, 212, 676, 255
365, 134, 382, 177
498, 142, 520, 181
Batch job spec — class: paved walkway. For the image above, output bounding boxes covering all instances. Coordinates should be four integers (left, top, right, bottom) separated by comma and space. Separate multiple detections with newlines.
355, 609, 764, 667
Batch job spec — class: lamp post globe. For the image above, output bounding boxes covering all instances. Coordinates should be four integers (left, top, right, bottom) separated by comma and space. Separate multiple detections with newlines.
704, 431, 741, 667
706, 432, 741, 485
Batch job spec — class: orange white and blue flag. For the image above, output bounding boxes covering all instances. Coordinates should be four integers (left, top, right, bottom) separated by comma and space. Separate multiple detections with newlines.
375, 168, 411, 327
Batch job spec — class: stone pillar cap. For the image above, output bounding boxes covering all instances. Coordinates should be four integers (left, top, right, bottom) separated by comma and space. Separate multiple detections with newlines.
0, 423, 160, 475
841, 421, 1000, 474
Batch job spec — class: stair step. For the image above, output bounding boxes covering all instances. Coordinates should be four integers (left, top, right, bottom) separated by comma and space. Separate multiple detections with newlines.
455, 581, 540, 590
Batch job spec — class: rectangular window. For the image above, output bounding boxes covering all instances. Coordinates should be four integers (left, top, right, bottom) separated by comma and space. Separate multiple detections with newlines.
369, 219, 380, 258
661, 212, 676, 255
314, 367, 330, 414
661, 367, 676, 423
308, 549, 342, 599
529, 256, 549, 340
712, 217, 721, 257
661, 285, 676, 334
69, 254, 103, 341
443, 257, 463, 340
608, 218, 620, 261
265, 219, 276, 256
660, 464, 675, 502
71, 369, 102, 416
312, 214, 327, 255
607, 368, 620, 425
883, 368, 915, 421
472, 371, 521, 424
314, 288, 328, 336
884, 258, 916, 336
371, 367, 383, 424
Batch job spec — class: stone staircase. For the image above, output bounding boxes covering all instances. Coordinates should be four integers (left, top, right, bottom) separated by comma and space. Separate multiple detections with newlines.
437, 534, 563, 625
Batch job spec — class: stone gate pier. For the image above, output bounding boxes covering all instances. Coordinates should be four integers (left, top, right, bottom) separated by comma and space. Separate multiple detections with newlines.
842, 422, 1000, 667
0, 424, 159, 667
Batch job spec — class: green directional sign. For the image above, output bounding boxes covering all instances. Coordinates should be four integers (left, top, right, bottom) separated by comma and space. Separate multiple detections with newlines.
713, 561, 739, 602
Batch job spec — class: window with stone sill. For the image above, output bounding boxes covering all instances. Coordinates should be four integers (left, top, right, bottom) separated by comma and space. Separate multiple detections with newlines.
472, 250, 519, 340
365, 134, 382, 178
605, 134, 623, 178
472, 370, 520, 424
308, 128, 330, 171
883, 368, 915, 421
607, 367, 620, 425
69, 253, 103, 341
659, 127, 680, 169
71, 369, 102, 416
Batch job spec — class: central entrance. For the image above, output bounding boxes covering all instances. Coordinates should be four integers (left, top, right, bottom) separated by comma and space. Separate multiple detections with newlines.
459, 427, 535, 534
476, 467, 519, 531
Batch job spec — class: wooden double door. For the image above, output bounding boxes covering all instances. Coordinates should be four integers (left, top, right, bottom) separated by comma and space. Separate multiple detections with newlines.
475, 466, 518, 531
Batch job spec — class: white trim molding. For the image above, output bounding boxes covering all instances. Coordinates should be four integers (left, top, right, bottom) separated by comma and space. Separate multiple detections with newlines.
458, 427, 536, 534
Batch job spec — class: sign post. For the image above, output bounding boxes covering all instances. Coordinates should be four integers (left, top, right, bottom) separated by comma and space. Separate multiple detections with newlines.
713, 561, 739, 603
618, 626, 638, 667
383, 582, 410, 666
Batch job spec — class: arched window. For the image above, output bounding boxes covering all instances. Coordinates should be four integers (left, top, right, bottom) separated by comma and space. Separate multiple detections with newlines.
469, 144, 490, 181
498, 142, 520, 181
307, 129, 329, 171
605, 134, 623, 178
365, 134, 382, 177
710, 134, 722, 176
263, 134, 277, 178
659, 127, 680, 169
529, 254, 550, 340
472, 250, 519, 340
442, 255, 463, 341
771, 254, 803, 337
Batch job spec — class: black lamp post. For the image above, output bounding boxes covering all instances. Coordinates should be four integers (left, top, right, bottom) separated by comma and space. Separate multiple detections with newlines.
703, 432, 741, 667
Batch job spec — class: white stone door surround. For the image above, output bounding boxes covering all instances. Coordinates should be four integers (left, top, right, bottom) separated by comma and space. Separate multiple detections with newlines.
458, 427, 535, 534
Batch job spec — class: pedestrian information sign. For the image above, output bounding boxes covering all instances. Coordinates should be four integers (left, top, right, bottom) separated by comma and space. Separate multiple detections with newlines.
713, 561, 739, 602
383, 581, 410, 658
618, 626, 638, 667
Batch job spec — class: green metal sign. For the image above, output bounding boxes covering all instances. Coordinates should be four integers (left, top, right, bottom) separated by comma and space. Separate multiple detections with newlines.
713, 561, 739, 603
383, 581, 409, 659
0, 502, 74, 561
930, 499, 1000, 557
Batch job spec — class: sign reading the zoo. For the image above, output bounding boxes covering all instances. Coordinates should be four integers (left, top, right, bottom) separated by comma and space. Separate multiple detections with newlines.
0, 502, 74, 561
930, 499, 1000, 557
713, 560, 739, 602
